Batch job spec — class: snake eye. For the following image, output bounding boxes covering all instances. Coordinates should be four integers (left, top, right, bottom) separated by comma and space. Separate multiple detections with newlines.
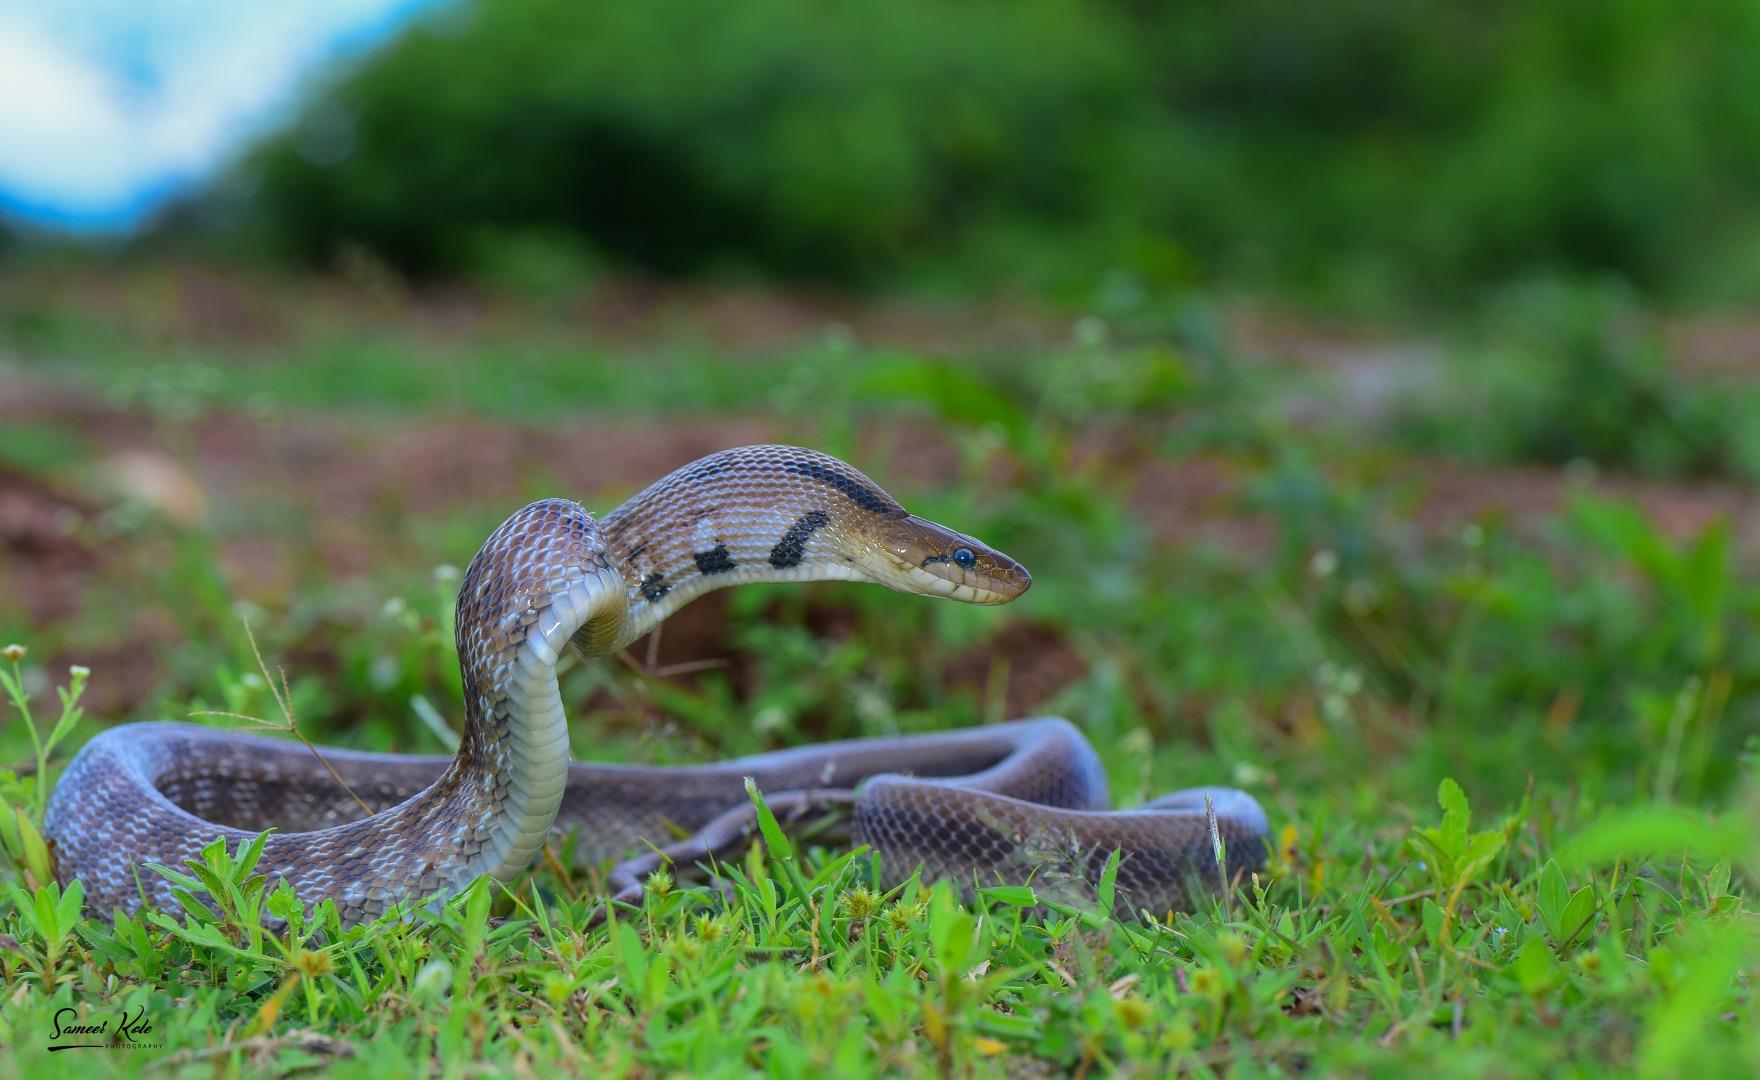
952, 547, 976, 568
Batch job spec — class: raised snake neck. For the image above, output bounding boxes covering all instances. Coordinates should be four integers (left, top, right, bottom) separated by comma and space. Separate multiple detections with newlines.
46, 445, 1267, 924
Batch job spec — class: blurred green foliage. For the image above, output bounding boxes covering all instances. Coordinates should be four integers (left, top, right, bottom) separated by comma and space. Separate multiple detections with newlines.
1394, 283, 1760, 479
215, 0, 1760, 305
236, 0, 1144, 284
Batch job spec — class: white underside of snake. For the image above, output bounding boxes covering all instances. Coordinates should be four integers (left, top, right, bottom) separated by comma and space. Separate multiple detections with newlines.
45, 445, 1267, 924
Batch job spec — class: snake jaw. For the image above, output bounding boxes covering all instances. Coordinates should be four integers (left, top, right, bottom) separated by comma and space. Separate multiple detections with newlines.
913, 572, 1023, 605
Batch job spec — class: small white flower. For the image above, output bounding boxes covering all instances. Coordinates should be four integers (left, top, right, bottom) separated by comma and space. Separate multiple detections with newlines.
369, 655, 400, 690
753, 705, 786, 734
412, 958, 453, 998
1074, 315, 1108, 348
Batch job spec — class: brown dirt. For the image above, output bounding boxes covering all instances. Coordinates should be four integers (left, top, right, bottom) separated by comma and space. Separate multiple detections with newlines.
0, 465, 96, 625
4, 277, 1758, 718
1664, 315, 1760, 379
8, 383, 1757, 723
943, 623, 1091, 722
1401, 461, 1760, 542
0, 263, 1066, 358
6, 373, 1757, 621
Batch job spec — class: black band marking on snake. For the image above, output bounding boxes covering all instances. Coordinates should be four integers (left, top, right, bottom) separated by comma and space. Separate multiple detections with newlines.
694, 544, 737, 575
784, 459, 900, 516
640, 572, 670, 602
769, 510, 831, 569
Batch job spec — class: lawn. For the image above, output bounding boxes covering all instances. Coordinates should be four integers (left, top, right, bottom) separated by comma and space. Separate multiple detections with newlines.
0, 267, 1755, 1076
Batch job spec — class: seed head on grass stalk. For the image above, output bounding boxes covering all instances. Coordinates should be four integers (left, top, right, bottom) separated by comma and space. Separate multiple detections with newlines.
1, 643, 93, 821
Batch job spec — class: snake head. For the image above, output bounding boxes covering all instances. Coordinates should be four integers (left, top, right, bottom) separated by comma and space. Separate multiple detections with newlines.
862, 514, 1031, 605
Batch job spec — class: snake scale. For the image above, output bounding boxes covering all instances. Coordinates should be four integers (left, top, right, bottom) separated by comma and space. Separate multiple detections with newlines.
45, 445, 1267, 925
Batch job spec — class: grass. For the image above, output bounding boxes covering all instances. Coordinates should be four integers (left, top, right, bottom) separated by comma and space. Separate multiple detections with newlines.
0, 267, 1756, 1075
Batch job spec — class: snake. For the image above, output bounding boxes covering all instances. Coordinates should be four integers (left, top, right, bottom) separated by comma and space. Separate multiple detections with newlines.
45, 445, 1267, 925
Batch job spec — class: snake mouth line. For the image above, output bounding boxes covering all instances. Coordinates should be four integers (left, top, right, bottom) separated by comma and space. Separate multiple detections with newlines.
896, 563, 1029, 605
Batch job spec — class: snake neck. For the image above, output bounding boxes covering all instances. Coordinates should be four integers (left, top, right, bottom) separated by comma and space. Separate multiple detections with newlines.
418, 449, 900, 893
596, 445, 909, 647
427, 498, 625, 887
401, 445, 1021, 901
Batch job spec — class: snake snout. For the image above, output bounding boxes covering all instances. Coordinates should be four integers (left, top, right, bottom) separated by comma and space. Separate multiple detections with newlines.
962, 550, 1032, 605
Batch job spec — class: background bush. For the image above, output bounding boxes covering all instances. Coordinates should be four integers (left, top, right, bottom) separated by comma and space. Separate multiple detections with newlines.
210, 0, 1760, 305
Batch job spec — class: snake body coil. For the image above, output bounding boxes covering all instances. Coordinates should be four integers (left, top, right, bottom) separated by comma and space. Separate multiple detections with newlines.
46, 445, 1266, 924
